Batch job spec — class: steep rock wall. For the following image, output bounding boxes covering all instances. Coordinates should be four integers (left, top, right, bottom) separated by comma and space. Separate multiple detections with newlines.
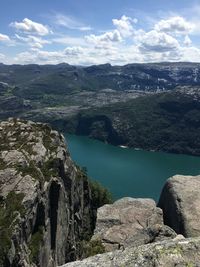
0, 118, 94, 267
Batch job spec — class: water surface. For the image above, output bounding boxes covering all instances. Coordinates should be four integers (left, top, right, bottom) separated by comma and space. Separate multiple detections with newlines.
65, 134, 200, 201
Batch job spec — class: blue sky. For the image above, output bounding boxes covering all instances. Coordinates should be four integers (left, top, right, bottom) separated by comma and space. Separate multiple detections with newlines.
0, 0, 200, 65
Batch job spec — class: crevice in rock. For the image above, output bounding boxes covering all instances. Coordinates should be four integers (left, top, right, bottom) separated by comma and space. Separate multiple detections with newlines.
49, 181, 60, 250
33, 202, 45, 234
59, 160, 72, 207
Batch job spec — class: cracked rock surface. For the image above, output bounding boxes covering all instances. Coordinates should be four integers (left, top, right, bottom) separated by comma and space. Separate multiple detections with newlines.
0, 118, 94, 267
92, 197, 176, 252
61, 237, 200, 267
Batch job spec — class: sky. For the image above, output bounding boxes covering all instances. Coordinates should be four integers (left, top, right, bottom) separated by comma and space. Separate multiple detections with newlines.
1, 0, 200, 65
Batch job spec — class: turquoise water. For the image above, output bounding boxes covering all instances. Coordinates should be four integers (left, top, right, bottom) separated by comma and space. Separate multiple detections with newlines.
65, 134, 200, 201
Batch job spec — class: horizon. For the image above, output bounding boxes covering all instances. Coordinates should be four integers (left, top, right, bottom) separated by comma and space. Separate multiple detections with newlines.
1, 0, 200, 65
1, 61, 200, 67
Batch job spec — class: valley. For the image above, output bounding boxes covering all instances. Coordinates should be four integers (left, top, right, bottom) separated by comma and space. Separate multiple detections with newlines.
0, 63, 200, 156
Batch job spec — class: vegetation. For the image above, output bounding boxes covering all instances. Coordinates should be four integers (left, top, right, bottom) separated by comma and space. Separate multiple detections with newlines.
75, 166, 88, 181
16, 161, 42, 181
65, 90, 200, 156
29, 227, 44, 264
41, 158, 60, 180
0, 191, 25, 266
89, 180, 113, 209
0, 63, 200, 157
80, 239, 105, 259
77, 166, 113, 208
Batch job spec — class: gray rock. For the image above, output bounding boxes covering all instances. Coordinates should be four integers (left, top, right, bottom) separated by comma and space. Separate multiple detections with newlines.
60, 237, 200, 267
0, 118, 94, 267
92, 197, 176, 251
158, 174, 200, 237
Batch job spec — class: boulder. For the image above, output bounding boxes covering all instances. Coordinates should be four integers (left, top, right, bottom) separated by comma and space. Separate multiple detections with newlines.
60, 237, 200, 267
158, 174, 200, 237
92, 197, 176, 251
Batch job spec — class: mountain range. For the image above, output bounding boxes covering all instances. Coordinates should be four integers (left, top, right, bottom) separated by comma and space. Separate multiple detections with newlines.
0, 62, 200, 155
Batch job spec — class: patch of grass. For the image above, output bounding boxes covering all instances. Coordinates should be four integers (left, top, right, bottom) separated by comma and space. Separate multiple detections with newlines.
159, 244, 183, 256
15, 161, 42, 181
22, 144, 37, 156
80, 239, 105, 258
0, 191, 25, 266
43, 134, 58, 153
41, 158, 60, 181
16, 157, 60, 182
40, 124, 57, 152
89, 180, 113, 209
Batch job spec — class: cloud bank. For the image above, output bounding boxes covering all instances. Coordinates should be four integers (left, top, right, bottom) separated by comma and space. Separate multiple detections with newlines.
1, 12, 200, 65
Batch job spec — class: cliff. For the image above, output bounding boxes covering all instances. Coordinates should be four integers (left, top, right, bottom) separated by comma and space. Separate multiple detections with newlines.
1, 118, 200, 267
0, 118, 94, 267
61, 174, 200, 267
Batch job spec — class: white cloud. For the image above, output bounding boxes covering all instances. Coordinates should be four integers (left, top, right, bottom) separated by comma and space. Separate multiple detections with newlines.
180, 46, 200, 62
54, 13, 92, 31
15, 34, 51, 48
139, 30, 180, 53
85, 30, 122, 46
2, 13, 200, 65
10, 18, 51, 36
0, 53, 5, 60
112, 15, 137, 37
0, 33, 10, 42
13, 45, 119, 65
14, 49, 62, 64
155, 16, 194, 34
180, 5, 200, 35
52, 36, 86, 46
64, 46, 84, 56
184, 35, 192, 46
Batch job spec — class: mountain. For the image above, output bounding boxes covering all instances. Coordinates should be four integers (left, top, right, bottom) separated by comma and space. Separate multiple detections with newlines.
0, 63, 200, 156
1, 63, 200, 96
50, 87, 200, 156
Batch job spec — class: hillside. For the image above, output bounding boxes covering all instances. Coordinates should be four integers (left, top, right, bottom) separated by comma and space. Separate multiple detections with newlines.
53, 87, 200, 156
1, 63, 200, 96
0, 63, 200, 156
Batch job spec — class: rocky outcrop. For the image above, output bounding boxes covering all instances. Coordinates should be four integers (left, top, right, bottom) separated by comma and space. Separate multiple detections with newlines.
1, 119, 200, 267
0, 118, 94, 267
92, 197, 176, 251
59, 175, 200, 267
61, 237, 200, 267
158, 175, 200, 237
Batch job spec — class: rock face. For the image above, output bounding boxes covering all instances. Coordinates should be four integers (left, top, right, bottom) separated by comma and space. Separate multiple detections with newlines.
92, 197, 176, 251
158, 175, 200, 237
61, 237, 200, 267
0, 118, 94, 267
2, 119, 200, 267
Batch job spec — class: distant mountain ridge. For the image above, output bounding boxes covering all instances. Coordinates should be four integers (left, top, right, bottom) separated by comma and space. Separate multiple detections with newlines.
0, 62, 200, 156
1, 62, 200, 94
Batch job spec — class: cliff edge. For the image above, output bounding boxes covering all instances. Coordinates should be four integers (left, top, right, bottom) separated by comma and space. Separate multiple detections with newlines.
0, 118, 94, 267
